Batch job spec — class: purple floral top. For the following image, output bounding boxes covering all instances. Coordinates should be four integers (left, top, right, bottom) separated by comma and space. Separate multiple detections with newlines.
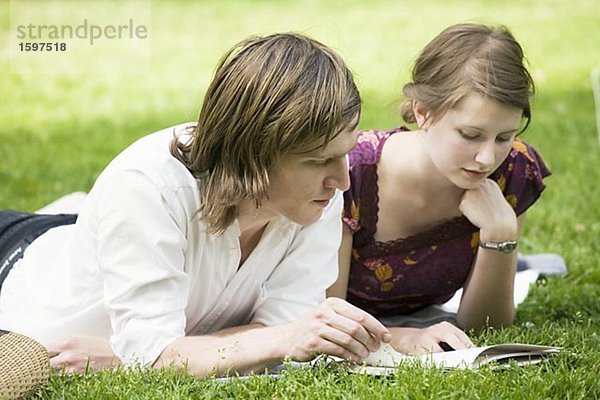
343, 127, 551, 317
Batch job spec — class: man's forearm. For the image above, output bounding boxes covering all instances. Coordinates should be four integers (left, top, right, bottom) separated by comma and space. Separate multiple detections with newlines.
153, 323, 289, 377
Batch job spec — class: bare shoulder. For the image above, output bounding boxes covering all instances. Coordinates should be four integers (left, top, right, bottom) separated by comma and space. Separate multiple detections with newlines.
379, 130, 419, 172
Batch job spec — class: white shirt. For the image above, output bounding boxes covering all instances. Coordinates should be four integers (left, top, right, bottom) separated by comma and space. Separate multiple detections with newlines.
0, 124, 342, 366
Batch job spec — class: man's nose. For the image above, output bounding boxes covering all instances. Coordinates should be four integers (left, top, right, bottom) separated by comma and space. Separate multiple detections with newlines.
324, 157, 350, 191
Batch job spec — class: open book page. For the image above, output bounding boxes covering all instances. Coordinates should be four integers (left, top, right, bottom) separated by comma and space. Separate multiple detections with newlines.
357, 343, 560, 373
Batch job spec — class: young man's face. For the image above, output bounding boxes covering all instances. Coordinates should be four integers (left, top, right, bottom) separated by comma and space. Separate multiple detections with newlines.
263, 126, 358, 226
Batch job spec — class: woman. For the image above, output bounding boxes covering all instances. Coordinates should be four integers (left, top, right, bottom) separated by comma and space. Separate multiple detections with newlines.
328, 23, 550, 355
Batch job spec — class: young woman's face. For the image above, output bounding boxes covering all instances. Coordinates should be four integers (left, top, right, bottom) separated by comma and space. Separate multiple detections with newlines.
420, 94, 523, 189
262, 126, 358, 226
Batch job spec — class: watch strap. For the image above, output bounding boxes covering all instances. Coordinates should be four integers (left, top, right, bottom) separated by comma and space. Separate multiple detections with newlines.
478, 239, 518, 253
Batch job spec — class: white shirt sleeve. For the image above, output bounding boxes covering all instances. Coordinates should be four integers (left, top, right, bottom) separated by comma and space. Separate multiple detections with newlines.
90, 168, 191, 366
250, 190, 343, 326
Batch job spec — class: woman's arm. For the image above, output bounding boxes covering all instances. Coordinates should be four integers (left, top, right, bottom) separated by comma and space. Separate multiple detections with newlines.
457, 179, 525, 330
387, 323, 473, 354
326, 225, 353, 299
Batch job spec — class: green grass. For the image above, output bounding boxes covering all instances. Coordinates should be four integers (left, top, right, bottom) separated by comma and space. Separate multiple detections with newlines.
1, 0, 599, 398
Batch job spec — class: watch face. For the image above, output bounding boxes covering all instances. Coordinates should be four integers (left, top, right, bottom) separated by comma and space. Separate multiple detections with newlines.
498, 241, 518, 253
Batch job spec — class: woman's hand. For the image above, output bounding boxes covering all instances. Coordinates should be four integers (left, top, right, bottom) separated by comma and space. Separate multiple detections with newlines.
284, 297, 392, 363
388, 322, 473, 355
46, 336, 121, 374
459, 179, 517, 241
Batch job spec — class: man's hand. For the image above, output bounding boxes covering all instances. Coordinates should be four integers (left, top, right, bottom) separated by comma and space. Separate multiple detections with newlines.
284, 297, 391, 363
388, 322, 474, 355
46, 336, 120, 374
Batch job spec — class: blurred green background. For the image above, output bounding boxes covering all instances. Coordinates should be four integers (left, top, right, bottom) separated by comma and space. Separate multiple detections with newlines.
1, 0, 597, 200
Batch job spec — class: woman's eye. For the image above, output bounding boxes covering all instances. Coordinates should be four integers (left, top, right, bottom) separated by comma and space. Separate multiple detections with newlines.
459, 130, 479, 141
496, 136, 512, 143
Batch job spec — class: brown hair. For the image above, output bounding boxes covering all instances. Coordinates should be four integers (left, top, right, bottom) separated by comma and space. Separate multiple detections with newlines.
171, 32, 361, 234
401, 23, 534, 130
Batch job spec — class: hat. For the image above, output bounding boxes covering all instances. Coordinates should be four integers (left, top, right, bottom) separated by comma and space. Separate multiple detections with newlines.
0, 330, 50, 399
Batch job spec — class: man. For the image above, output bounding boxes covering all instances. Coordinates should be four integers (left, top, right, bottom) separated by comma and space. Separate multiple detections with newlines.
0, 33, 390, 377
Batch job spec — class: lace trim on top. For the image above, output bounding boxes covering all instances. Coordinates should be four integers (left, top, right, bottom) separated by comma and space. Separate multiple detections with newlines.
353, 129, 478, 258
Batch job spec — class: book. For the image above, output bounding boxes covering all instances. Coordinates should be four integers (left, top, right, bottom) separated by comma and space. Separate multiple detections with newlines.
353, 343, 560, 374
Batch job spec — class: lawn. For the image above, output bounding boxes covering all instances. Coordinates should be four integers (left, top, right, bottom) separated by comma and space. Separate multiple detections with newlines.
1, 0, 599, 398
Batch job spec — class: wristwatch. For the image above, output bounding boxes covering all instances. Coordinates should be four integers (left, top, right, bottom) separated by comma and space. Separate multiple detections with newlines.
478, 239, 518, 253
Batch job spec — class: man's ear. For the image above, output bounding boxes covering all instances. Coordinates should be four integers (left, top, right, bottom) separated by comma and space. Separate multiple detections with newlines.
412, 100, 430, 129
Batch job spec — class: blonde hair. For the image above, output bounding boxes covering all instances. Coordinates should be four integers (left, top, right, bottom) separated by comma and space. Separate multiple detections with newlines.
171, 33, 361, 234
401, 23, 534, 130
